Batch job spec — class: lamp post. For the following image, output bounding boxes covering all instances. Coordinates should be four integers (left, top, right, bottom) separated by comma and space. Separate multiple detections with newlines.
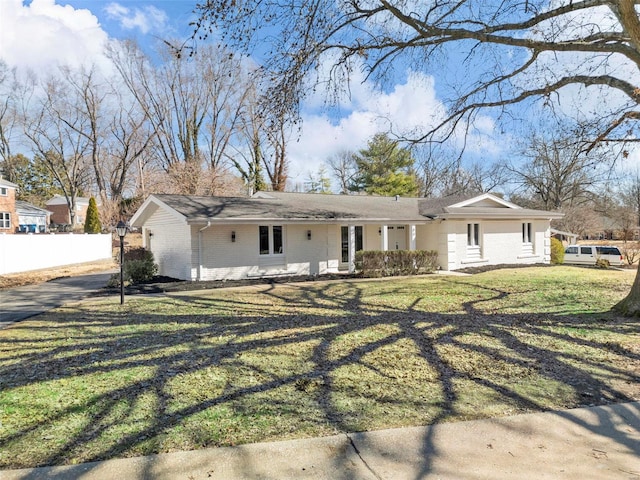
116, 221, 128, 305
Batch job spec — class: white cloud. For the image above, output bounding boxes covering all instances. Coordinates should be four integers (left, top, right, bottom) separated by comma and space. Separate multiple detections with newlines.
104, 2, 168, 35
288, 70, 498, 183
0, 0, 110, 71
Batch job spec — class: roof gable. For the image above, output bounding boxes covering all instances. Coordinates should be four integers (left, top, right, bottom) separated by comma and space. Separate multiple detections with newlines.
130, 195, 187, 227
448, 193, 520, 209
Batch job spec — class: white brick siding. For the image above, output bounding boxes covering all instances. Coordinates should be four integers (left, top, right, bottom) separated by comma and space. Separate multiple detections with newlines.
195, 223, 343, 281
144, 209, 192, 280
442, 219, 549, 270
145, 216, 552, 280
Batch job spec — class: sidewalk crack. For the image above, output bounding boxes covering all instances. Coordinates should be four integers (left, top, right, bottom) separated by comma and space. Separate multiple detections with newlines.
346, 433, 384, 480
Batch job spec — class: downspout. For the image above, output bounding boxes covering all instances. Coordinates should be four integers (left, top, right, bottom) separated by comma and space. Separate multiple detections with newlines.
197, 222, 212, 281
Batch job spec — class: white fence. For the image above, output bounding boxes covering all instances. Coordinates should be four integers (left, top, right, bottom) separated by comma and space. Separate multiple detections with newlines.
0, 233, 112, 275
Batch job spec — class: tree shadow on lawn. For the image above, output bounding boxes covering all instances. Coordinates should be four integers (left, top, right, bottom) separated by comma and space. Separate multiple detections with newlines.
0, 278, 639, 477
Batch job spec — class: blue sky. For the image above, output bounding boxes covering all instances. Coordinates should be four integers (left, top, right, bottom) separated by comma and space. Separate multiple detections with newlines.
0, 0, 510, 184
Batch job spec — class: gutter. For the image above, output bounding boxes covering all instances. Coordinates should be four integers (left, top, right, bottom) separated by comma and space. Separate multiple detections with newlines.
197, 221, 212, 281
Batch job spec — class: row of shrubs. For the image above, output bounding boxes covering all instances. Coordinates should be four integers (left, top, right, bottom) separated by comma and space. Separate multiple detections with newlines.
355, 249, 439, 277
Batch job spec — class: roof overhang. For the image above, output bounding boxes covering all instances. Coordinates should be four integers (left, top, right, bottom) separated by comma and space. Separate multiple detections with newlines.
185, 217, 434, 225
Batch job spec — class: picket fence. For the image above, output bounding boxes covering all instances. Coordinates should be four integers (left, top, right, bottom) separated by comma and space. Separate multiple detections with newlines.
0, 233, 112, 275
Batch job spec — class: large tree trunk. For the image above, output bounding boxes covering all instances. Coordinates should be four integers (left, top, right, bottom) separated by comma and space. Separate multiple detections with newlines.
613, 263, 640, 315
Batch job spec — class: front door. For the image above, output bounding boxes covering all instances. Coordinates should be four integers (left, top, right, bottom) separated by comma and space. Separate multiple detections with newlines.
341, 226, 363, 266
388, 225, 406, 250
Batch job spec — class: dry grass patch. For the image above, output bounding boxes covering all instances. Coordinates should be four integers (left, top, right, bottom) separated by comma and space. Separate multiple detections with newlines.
0, 266, 638, 468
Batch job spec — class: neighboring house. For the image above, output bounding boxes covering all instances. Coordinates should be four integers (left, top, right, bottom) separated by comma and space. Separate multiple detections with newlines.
0, 177, 19, 234
16, 200, 51, 233
46, 195, 98, 228
130, 191, 564, 281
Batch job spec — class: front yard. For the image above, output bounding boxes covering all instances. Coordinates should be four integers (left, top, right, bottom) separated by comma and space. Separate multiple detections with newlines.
1, 266, 639, 469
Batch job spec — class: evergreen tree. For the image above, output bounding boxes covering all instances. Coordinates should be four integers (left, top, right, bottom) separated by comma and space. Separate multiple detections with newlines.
1, 154, 63, 207
84, 197, 102, 234
350, 133, 419, 196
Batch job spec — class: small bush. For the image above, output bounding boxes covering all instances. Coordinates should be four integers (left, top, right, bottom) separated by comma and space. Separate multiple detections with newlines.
355, 250, 439, 277
622, 242, 640, 265
113, 248, 158, 284
595, 258, 610, 269
550, 238, 565, 264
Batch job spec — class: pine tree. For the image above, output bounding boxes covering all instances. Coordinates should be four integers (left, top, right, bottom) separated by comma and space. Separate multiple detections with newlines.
84, 197, 102, 234
350, 133, 419, 196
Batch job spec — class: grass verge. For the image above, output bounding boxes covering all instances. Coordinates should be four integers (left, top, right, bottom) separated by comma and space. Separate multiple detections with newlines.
0, 266, 638, 468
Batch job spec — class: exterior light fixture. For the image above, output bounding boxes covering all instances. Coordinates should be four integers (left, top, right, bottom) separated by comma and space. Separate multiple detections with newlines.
116, 220, 128, 305
231, 231, 236, 242
307, 230, 312, 240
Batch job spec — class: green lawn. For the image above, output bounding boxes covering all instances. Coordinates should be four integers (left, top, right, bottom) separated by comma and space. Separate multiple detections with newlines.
1, 266, 639, 469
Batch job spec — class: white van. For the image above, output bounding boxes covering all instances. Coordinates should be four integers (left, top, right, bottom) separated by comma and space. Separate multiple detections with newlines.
563, 245, 624, 266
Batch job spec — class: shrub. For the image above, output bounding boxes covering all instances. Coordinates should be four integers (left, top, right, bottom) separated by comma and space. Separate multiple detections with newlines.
595, 258, 610, 269
550, 238, 565, 264
83, 197, 102, 233
355, 250, 439, 277
113, 248, 158, 285
622, 242, 640, 265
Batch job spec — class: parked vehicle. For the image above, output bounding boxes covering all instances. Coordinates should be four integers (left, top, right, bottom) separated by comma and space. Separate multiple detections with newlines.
563, 245, 624, 266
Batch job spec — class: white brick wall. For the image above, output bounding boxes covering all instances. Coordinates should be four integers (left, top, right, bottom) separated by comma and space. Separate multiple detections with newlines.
142, 214, 554, 280
196, 223, 343, 281
144, 209, 192, 280
443, 219, 549, 270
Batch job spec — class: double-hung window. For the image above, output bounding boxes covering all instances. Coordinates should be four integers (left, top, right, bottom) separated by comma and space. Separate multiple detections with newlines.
522, 222, 533, 244
522, 222, 534, 255
0, 187, 7, 196
0, 212, 10, 229
466, 223, 481, 259
467, 223, 480, 246
259, 225, 284, 255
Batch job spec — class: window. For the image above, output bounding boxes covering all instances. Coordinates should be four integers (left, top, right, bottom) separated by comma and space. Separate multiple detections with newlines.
467, 223, 480, 246
259, 225, 284, 255
565, 246, 578, 254
0, 187, 7, 196
596, 246, 621, 256
580, 247, 592, 255
0, 212, 10, 229
522, 223, 532, 243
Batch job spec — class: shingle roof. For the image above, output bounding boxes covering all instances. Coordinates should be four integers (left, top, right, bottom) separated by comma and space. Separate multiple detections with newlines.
139, 191, 562, 225
154, 192, 428, 223
15, 201, 51, 216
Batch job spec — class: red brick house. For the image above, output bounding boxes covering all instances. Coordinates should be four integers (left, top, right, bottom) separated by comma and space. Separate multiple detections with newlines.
46, 195, 99, 228
0, 178, 18, 234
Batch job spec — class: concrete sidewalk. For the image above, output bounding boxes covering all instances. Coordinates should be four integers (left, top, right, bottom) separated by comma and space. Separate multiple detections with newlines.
3, 402, 639, 480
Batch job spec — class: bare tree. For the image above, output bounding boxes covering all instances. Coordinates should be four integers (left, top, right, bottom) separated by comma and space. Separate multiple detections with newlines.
0, 60, 20, 181
226, 80, 268, 194
22, 70, 93, 226
327, 150, 357, 195
507, 129, 613, 210
552, 204, 603, 239
193, 1, 640, 148
262, 108, 291, 191
620, 168, 640, 227
107, 41, 250, 195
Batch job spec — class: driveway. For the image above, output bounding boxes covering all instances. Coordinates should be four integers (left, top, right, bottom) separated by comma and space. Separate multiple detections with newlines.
0, 271, 116, 328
